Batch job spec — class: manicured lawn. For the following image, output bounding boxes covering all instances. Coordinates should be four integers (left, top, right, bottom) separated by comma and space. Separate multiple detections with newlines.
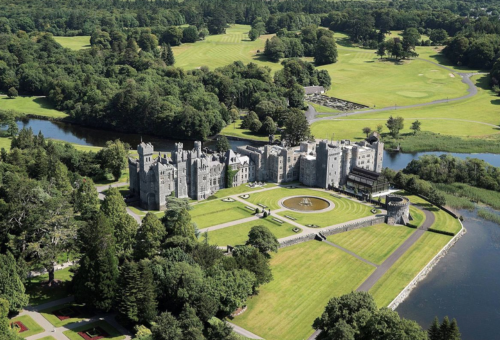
310, 75, 500, 144
369, 232, 452, 307
25, 267, 74, 306
409, 205, 426, 228
246, 187, 373, 227
431, 208, 462, 234
10, 315, 44, 338
219, 119, 270, 142
204, 218, 300, 246
54, 36, 91, 50
327, 224, 415, 265
207, 182, 276, 199
232, 241, 375, 340
308, 102, 340, 114
63, 320, 125, 340
38, 337, 57, 340
0, 96, 67, 118
173, 25, 282, 72
40, 303, 94, 327
190, 199, 253, 229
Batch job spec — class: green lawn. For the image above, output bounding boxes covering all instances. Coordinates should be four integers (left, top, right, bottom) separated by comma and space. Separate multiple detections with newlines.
369, 232, 452, 307
431, 208, 462, 234
232, 241, 375, 340
409, 205, 426, 228
0, 96, 67, 118
63, 321, 125, 340
308, 102, 341, 114
245, 187, 373, 227
310, 75, 500, 145
327, 224, 415, 265
40, 303, 94, 327
37, 337, 57, 340
173, 25, 282, 72
54, 36, 91, 50
219, 119, 270, 142
204, 218, 299, 246
25, 267, 74, 306
190, 199, 253, 229
10, 315, 44, 338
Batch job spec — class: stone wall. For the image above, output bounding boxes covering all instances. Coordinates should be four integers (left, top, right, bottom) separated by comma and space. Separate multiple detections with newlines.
387, 219, 466, 310
278, 216, 385, 249
386, 195, 410, 225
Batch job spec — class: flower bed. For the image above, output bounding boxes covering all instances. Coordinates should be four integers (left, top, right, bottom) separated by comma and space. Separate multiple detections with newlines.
11, 321, 28, 333
78, 327, 109, 340
53, 306, 80, 320
221, 198, 235, 202
240, 194, 250, 199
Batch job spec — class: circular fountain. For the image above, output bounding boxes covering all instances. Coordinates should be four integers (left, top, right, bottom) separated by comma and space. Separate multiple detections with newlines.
281, 196, 333, 212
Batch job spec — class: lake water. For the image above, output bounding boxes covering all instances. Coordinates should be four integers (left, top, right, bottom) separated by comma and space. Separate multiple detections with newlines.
397, 208, 500, 340
16, 117, 500, 338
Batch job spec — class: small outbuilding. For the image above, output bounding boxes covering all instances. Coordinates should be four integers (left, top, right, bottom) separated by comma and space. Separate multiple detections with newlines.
303, 86, 325, 95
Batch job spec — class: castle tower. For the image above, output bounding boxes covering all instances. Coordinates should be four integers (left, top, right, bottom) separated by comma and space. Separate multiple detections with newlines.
138, 142, 154, 174
373, 141, 384, 173
194, 141, 202, 158
316, 140, 341, 188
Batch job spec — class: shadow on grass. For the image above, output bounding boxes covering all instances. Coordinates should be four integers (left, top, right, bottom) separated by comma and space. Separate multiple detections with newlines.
33, 97, 56, 109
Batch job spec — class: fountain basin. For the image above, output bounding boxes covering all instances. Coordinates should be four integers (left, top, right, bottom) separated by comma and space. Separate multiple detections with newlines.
280, 196, 333, 212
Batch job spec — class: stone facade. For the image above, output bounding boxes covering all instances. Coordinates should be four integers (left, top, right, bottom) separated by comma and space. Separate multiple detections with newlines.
385, 194, 410, 225
129, 137, 384, 210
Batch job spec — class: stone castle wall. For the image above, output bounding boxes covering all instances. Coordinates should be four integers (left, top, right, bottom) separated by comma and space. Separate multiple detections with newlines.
386, 195, 410, 225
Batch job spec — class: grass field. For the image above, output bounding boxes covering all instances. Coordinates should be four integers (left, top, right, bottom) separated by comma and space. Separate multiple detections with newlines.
173, 25, 281, 72
25, 267, 73, 306
63, 321, 125, 340
40, 302, 94, 327
232, 241, 375, 340
219, 119, 270, 142
310, 75, 500, 145
327, 224, 415, 265
308, 102, 340, 114
207, 183, 276, 199
0, 96, 67, 118
369, 231, 452, 307
54, 36, 91, 50
10, 315, 44, 338
204, 218, 299, 246
409, 205, 426, 227
190, 199, 253, 229
431, 207, 462, 234
245, 187, 373, 227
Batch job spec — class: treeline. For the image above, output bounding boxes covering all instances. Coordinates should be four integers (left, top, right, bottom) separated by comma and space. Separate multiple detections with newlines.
0, 131, 278, 339
263, 26, 337, 65
0, 31, 326, 141
404, 154, 500, 191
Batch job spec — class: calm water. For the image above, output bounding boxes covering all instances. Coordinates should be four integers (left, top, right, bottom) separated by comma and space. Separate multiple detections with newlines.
16, 119, 261, 152
397, 209, 500, 340
16, 118, 500, 338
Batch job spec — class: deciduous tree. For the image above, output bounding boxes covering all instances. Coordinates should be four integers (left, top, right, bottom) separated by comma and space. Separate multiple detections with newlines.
246, 225, 279, 254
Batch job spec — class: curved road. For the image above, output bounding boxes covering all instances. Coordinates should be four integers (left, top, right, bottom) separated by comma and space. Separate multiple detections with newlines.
307, 57, 487, 123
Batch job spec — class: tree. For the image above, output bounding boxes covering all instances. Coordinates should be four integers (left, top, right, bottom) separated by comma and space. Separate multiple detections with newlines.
182, 26, 199, 43
162, 26, 183, 46
410, 120, 421, 135
233, 246, 272, 289
392, 42, 404, 60
264, 37, 285, 62
249, 119, 262, 134
282, 108, 310, 146
428, 316, 440, 340
117, 260, 141, 324
208, 13, 227, 35
386, 116, 404, 138
448, 318, 461, 340
135, 213, 166, 260
246, 225, 279, 254
0, 299, 23, 340
241, 111, 259, 129
99, 139, 129, 181
248, 28, 259, 41
216, 136, 230, 153
161, 43, 175, 66
73, 213, 119, 311
376, 124, 383, 134
162, 208, 196, 240
314, 36, 338, 66
74, 177, 99, 219
260, 116, 277, 135
376, 42, 386, 59
152, 312, 182, 340
179, 305, 204, 340
287, 83, 305, 108
430, 29, 449, 45
362, 127, 372, 137
0, 252, 29, 313
7, 87, 17, 98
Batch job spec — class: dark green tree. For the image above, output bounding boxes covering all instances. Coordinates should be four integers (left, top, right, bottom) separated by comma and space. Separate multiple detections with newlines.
137, 260, 158, 324
248, 28, 260, 41
411, 120, 422, 135
314, 36, 338, 65
98, 139, 129, 181
0, 299, 23, 340
386, 116, 404, 138
117, 260, 141, 323
161, 43, 175, 66
152, 312, 182, 340
182, 26, 199, 43
282, 108, 311, 146
264, 36, 285, 62
0, 252, 29, 313
74, 177, 99, 220
428, 316, 440, 340
287, 83, 305, 108
135, 213, 166, 260
377, 42, 386, 59
162, 208, 196, 240
233, 246, 273, 289
73, 213, 119, 312
179, 305, 204, 340
260, 116, 277, 135
246, 225, 279, 254
7, 87, 17, 98
216, 136, 230, 153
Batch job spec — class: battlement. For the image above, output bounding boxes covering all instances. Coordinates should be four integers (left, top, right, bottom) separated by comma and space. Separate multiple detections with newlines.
386, 195, 410, 226
138, 142, 154, 155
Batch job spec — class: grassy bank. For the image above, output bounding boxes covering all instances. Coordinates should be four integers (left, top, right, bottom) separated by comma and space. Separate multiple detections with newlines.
54, 36, 91, 50
219, 119, 270, 142
435, 182, 500, 210
477, 208, 500, 225
1, 96, 67, 118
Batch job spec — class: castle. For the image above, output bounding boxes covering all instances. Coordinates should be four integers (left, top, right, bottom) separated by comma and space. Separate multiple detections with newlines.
129, 137, 386, 210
